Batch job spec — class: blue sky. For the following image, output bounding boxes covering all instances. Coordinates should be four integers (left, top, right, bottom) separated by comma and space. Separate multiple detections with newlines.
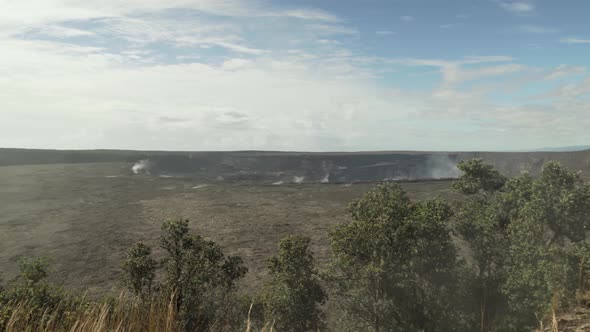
0, 0, 589, 151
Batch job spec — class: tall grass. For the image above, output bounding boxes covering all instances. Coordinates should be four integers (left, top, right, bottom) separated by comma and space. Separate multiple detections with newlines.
3, 292, 175, 332
1, 292, 279, 332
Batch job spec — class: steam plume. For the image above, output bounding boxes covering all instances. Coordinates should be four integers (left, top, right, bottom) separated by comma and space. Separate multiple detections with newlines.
131, 160, 151, 174
293, 176, 305, 184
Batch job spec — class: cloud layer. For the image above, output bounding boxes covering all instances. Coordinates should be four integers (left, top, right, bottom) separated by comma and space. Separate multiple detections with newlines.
1, 0, 589, 151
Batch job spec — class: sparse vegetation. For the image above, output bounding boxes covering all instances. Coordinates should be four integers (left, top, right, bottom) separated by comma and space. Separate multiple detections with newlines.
2, 158, 590, 331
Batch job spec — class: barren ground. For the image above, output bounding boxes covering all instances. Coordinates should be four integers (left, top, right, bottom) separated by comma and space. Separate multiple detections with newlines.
0, 162, 454, 295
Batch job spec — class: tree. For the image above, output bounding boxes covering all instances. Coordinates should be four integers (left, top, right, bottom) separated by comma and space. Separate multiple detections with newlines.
452, 158, 506, 197
122, 242, 157, 299
453, 159, 590, 331
451, 158, 511, 332
159, 219, 248, 331
0, 258, 71, 330
501, 162, 590, 330
326, 183, 461, 331
121, 219, 248, 331
12, 258, 63, 307
264, 235, 326, 331
454, 200, 508, 332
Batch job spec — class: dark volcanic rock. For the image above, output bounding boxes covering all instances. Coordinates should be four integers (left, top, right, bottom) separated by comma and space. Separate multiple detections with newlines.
2, 148, 589, 183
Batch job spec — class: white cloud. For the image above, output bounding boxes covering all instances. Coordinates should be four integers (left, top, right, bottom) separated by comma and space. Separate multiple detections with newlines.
535, 77, 590, 99
34, 25, 96, 38
560, 37, 590, 44
400, 16, 414, 22
315, 39, 342, 45
0, 0, 340, 38
222, 58, 252, 70
1, 0, 589, 151
442, 64, 525, 86
518, 25, 557, 34
390, 55, 514, 68
375, 30, 396, 35
2, 37, 589, 150
542, 64, 586, 80
0, 38, 418, 150
496, 1, 535, 13
307, 24, 359, 36
461, 55, 515, 63
281, 9, 340, 22
204, 40, 267, 55
90, 16, 268, 55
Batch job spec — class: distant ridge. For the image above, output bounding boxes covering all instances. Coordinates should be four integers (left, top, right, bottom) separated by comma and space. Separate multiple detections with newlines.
533, 145, 590, 152
2, 147, 590, 182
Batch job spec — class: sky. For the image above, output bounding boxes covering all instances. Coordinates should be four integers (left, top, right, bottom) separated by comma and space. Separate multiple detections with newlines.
1, 0, 589, 151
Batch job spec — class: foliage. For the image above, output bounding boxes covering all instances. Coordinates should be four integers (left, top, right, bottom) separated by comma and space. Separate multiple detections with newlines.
453, 159, 590, 331
123, 241, 157, 299
453, 199, 509, 331
451, 159, 513, 331
0, 256, 252, 332
121, 219, 250, 331
159, 219, 248, 331
452, 158, 507, 196
326, 183, 462, 331
501, 162, 590, 329
264, 235, 326, 331
0, 258, 82, 331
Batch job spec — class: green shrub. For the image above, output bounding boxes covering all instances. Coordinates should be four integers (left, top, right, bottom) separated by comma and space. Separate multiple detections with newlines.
326, 183, 463, 331
122, 219, 249, 331
264, 235, 326, 331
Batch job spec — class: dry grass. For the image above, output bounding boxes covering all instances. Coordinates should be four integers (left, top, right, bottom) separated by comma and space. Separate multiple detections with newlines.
1, 292, 286, 332
3, 293, 177, 332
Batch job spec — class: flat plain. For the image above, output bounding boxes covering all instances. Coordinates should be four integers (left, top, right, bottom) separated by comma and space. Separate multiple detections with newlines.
0, 162, 455, 295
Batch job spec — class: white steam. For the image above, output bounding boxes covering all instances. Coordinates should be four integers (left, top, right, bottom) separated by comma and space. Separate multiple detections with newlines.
383, 176, 403, 181
132, 160, 151, 174
426, 156, 460, 179
293, 176, 305, 184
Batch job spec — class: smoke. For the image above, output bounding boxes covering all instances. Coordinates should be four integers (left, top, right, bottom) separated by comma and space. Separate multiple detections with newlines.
293, 176, 305, 184
131, 160, 151, 174
426, 155, 460, 179
383, 176, 403, 181
272, 181, 284, 185
320, 160, 332, 183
